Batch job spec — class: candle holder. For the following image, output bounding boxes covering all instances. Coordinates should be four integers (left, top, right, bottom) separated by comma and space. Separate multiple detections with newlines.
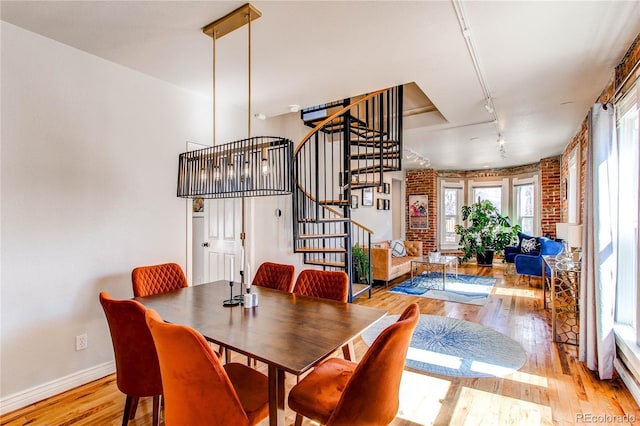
223, 279, 241, 307
233, 270, 245, 302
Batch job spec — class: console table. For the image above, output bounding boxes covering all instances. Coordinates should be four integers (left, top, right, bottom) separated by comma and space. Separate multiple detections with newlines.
542, 256, 581, 345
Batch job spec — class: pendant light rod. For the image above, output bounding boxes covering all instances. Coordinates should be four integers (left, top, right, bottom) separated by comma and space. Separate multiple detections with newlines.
248, 10, 252, 139
212, 33, 217, 146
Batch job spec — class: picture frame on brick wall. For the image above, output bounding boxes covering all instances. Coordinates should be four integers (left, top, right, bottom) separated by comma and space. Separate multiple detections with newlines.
409, 194, 428, 229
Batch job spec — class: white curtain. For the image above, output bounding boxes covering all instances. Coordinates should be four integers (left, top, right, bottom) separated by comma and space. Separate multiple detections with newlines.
579, 103, 617, 379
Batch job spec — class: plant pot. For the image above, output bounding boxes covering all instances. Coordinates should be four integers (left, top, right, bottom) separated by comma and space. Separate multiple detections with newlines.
476, 249, 495, 267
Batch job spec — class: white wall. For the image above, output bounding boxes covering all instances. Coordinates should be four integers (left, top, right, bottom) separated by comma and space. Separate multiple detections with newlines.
245, 113, 402, 273
246, 113, 310, 277
351, 171, 404, 243
0, 22, 211, 403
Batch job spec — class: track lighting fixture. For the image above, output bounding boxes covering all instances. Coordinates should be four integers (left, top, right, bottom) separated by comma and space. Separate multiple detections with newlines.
403, 149, 430, 168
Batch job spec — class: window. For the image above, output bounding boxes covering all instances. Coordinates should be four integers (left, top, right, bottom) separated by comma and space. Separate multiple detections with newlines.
515, 182, 535, 235
469, 179, 508, 214
440, 181, 463, 247
615, 84, 640, 336
473, 186, 502, 213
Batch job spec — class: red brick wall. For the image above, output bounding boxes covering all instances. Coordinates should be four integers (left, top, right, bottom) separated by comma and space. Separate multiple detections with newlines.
540, 157, 561, 237
405, 169, 437, 254
406, 163, 544, 253
560, 33, 640, 222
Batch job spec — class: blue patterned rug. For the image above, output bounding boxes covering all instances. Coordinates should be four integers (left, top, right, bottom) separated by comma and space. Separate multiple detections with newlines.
389, 272, 496, 305
362, 314, 527, 378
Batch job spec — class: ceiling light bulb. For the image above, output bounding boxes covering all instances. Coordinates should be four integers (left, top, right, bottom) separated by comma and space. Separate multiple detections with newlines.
288, 104, 301, 113
261, 147, 269, 175
242, 160, 250, 179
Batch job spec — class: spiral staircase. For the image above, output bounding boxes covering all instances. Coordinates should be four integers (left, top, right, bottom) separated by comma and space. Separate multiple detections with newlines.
292, 86, 403, 301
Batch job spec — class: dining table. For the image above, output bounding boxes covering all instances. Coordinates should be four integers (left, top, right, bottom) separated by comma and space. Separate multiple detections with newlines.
135, 280, 386, 426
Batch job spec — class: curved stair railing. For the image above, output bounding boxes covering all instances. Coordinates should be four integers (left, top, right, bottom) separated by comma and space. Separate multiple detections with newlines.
292, 86, 403, 301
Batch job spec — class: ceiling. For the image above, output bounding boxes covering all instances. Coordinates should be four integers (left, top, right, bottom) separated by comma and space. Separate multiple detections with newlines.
2, 1, 639, 170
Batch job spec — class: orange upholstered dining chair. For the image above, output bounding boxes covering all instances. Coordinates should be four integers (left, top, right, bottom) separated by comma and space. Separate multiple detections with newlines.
288, 303, 420, 426
131, 262, 187, 297
252, 261, 295, 292
293, 269, 351, 360
99, 292, 162, 426
145, 309, 269, 426
293, 269, 349, 302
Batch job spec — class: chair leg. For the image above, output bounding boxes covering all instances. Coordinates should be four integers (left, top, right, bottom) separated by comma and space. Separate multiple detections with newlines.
152, 396, 161, 426
341, 341, 355, 361
294, 413, 304, 426
129, 396, 139, 420
122, 395, 138, 425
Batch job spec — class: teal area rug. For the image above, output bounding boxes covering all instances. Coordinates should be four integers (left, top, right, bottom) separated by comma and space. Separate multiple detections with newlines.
390, 272, 496, 305
362, 314, 527, 378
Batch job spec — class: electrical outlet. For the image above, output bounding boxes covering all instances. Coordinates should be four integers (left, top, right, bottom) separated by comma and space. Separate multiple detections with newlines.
76, 333, 88, 351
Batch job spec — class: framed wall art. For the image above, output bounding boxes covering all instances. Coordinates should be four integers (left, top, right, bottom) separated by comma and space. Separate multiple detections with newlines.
351, 195, 359, 209
409, 194, 428, 229
362, 187, 374, 207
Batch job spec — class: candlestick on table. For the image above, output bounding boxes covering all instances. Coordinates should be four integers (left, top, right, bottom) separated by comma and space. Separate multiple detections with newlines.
223, 256, 240, 306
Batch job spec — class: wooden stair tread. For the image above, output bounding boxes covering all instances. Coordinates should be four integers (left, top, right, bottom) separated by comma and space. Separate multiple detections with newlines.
350, 165, 398, 174
304, 259, 346, 268
297, 217, 350, 223
296, 247, 346, 253
319, 199, 350, 205
349, 140, 398, 148
298, 233, 348, 239
350, 152, 400, 160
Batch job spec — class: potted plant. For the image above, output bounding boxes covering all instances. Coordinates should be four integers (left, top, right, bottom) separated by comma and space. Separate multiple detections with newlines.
455, 200, 521, 266
352, 243, 371, 284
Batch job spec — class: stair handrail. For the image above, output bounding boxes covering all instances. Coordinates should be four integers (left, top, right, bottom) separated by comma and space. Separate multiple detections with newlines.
294, 89, 387, 155
324, 205, 375, 235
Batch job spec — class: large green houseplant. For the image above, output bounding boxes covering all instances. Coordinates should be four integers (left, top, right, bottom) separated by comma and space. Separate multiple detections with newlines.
455, 200, 521, 266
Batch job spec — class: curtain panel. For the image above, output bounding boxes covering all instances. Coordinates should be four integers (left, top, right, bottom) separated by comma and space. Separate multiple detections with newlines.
579, 103, 617, 379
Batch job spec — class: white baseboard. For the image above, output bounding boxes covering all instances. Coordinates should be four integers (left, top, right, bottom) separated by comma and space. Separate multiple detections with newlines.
615, 358, 640, 406
0, 361, 115, 416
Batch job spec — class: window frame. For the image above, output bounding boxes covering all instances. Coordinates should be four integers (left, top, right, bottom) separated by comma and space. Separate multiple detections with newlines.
512, 176, 540, 236
439, 179, 464, 250
468, 178, 509, 214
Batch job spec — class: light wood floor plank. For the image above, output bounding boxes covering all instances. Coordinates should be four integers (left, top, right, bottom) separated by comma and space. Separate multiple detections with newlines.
2, 263, 638, 425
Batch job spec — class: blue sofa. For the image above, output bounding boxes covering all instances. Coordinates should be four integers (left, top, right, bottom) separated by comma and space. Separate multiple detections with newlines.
511, 233, 563, 278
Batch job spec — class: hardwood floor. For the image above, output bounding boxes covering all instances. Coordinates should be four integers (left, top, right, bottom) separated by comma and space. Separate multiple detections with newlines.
2, 263, 638, 425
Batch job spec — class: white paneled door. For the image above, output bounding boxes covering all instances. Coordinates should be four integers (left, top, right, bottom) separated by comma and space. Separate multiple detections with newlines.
204, 198, 242, 283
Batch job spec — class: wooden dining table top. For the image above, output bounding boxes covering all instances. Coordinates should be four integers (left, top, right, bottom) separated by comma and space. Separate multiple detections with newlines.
135, 280, 387, 376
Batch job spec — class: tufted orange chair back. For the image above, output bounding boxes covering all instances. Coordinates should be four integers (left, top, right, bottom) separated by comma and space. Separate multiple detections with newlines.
145, 309, 268, 426
99, 292, 162, 426
252, 262, 295, 292
293, 269, 349, 302
288, 303, 419, 425
132, 263, 187, 297
328, 303, 419, 425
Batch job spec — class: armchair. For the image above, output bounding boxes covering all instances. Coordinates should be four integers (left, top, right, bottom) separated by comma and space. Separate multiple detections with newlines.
514, 236, 563, 281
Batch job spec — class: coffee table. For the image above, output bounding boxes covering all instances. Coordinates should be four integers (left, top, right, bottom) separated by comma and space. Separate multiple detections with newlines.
410, 255, 458, 290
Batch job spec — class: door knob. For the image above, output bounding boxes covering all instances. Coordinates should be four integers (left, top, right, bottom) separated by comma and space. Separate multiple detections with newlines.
202, 242, 209, 247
